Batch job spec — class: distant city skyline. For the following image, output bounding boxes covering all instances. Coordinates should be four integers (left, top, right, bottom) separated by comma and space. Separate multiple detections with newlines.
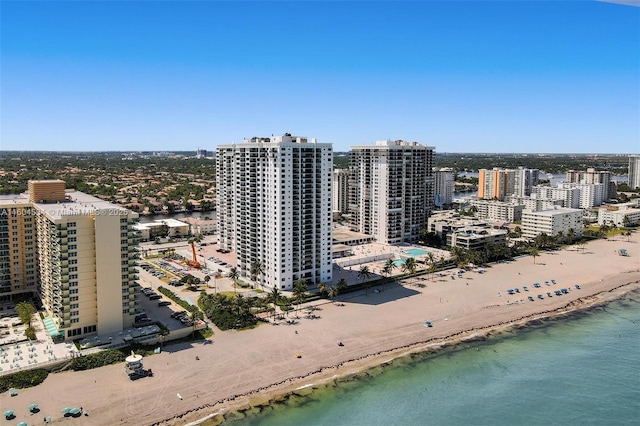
1, 1, 638, 153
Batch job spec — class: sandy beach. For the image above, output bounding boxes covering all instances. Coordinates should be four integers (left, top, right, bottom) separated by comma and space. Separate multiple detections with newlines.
3, 233, 639, 426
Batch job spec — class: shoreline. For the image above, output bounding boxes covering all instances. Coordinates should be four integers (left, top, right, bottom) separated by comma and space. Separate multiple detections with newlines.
2, 233, 639, 426
163, 281, 640, 426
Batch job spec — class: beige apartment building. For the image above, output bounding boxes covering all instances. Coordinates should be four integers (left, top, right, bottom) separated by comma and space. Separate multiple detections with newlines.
1, 180, 139, 341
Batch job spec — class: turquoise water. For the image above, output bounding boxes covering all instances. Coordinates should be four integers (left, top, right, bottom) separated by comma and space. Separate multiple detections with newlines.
229, 296, 640, 426
406, 248, 428, 256
380, 260, 406, 267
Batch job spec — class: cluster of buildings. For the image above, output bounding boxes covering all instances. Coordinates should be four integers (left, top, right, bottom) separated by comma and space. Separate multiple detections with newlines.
215, 136, 436, 291
2, 147, 638, 343
214, 135, 435, 290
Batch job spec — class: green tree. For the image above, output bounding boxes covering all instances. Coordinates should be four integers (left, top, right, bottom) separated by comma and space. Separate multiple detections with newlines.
328, 285, 339, 303
337, 278, 348, 292
228, 267, 239, 294
293, 278, 308, 313
267, 287, 282, 320
529, 248, 540, 264
402, 257, 417, 276
317, 282, 327, 296
15, 302, 34, 327
250, 260, 264, 289
357, 265, 372, 295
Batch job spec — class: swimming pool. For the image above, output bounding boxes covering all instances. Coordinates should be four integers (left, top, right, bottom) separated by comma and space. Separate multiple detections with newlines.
406, 248, 428, 256
381, 259, 406, 267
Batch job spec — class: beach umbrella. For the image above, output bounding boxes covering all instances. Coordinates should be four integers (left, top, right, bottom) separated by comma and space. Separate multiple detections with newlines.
17, 422, 28, 426
69, 408, 81, 415
61, 407, 71, 413
3, 409, 14, 417
28, 403, 38, 411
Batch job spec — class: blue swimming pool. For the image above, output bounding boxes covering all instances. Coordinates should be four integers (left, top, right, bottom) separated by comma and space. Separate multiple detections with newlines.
406, 248, 428, 256
381, 259, 406, 267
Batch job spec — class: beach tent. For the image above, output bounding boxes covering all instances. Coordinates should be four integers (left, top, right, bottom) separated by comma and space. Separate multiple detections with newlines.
28, 403, 39, 412
4, 409, 14, 419
60, 407, 71, 414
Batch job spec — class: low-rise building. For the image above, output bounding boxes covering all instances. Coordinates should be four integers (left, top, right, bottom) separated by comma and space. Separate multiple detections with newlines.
181, 217, 217, 235
507, 195, 564, 212
521, 207, 583, 240
597, 204, 640, 226
133, 218, 189, 241
468, 199, 524, 222
446, 227, 508, 250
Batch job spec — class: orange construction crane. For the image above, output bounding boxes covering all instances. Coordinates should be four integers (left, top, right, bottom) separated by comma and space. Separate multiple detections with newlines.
188, 241, 201, 269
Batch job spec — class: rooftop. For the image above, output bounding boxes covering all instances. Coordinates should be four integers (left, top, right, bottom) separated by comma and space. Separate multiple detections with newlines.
35, 190, 134, 220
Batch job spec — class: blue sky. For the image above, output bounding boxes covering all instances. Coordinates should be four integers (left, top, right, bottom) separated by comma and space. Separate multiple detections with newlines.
1, 1, 638, 153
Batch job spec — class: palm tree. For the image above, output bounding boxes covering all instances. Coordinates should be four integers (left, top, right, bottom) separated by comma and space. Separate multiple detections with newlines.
250, 260, 264, 289
529, 248, 540, 264
383, 258, 397, 277
267, 287, 282, 320
204, 275, 211, 287
566, 228, 576, 245
357, 265, 372, 295
328, 285, 339, 303
317, 282, 327, 297
228, 267, 239, 294
450, 247, 467, 269
337, 278, 348, 292
293, 278, 308, 313
382, 258, 397, 290
381, 264, 392, 291
402, 257, 417, 276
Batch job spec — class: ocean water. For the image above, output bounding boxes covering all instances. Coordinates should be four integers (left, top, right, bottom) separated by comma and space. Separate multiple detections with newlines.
227, 296, 640, 426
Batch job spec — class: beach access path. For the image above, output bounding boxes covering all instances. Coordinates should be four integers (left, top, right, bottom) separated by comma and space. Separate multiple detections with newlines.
2, 233, 640, 426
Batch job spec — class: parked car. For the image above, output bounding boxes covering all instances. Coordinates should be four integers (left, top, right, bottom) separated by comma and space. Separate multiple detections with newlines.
158, 301, 171, 307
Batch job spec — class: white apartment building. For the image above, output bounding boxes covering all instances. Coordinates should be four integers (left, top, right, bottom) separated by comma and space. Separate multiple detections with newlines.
332, 169, 350, 214
216, 134, 332, 290
566, 167, 613, 199
468, 199, 524, 222
598, 204, 640, 226
433, 167, 454, 207
514, 167, 539, 197
531, 186, 581, 209
507, 195, 564, 212
1, 180, 140, 341
521, 207, 583, 240
628, 155, 640, 190
349, 140, 434, 244
557, 182, 605, 208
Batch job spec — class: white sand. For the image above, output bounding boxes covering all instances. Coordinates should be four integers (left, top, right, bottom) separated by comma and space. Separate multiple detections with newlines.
2, 234, 639, 426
